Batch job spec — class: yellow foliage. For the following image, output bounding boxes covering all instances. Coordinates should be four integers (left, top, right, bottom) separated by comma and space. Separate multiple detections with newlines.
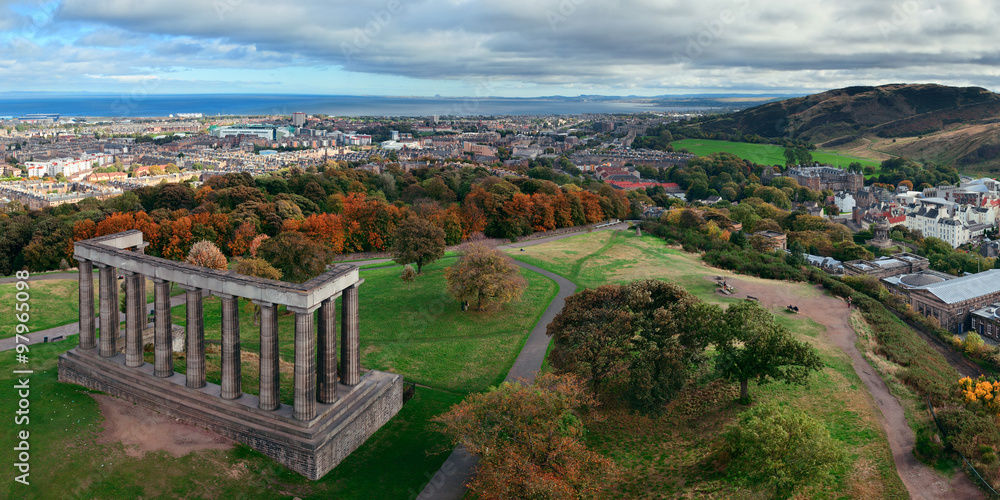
959, 376, 1000, 414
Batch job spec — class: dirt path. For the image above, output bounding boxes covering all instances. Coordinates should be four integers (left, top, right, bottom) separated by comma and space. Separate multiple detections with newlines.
92, 394, 232, 458
715, 275, 982, 500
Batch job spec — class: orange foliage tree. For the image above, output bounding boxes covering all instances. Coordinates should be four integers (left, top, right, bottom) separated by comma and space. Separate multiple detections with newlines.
341, 192, 405, 252
299, 213, 346, 253
433, 373, 618, 500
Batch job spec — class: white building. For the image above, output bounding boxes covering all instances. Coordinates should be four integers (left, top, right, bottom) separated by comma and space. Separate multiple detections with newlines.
833, 191, 855, 214
210, 124, 294, 141
23, 152, 114, 178
905, 198, 995, 248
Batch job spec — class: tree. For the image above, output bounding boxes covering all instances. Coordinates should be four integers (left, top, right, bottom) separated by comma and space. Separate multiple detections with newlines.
433, 373, 618, 500
548, 279, 720, 413
186, 240, 228, 270
724, 403, 845, 499
257, 231, 332, 283
234, 258, 282, 325
391, 216, 446, 274
546, 284, 635, 397
445, 242, 526, 311
716, 300, 824, 402
786, 240, 807, 267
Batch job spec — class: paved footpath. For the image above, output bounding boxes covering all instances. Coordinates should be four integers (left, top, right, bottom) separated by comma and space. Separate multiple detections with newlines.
415, 261, 577, 500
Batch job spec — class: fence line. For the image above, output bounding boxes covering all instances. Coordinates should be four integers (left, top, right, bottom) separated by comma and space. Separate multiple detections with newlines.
927, 397, 1000, 498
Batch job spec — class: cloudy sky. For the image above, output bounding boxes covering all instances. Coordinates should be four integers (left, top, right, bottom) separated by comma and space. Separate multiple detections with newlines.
1, 0, 999, 96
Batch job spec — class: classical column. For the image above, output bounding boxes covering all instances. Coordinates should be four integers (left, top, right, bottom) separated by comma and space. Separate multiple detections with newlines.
317, 296, 338, 404
182, 286, 206, 389
153, 279, 173, 378
340, 282, 362, 386
219, 294, 241, 400
124, 272, 143, 367
292, 306, 317, 421
135, 243, 148, 327
78, 260, 96, 350
98, 264, 118, 357
257, 302, 279, 411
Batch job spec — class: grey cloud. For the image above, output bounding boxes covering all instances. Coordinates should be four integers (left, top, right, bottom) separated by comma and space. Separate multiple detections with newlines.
14, 0, 1000, 93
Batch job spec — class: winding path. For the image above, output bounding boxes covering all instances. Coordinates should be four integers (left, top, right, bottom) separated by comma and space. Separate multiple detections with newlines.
719, 275, 982, 500
415, 262, 576, 500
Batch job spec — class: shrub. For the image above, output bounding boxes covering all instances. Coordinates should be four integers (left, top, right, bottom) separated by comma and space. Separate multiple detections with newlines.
400, 264, 416, 282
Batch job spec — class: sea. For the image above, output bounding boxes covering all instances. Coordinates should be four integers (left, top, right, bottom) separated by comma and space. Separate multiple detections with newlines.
0, 94, 718, 118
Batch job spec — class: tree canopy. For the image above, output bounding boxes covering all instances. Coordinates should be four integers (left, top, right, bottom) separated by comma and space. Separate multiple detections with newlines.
716, 300, 824, 401
391, 216, 446, 274
445, 242, 526, 311
433, 373, 618, 500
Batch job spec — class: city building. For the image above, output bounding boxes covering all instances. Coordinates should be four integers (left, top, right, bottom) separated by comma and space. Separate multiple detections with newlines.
884, 269, 1000, 333
786, 165, 864, 192
904, 198, 995, 248
23, 152, 114, 178
292, 112, 306, 127
209, 124, 295, 141
843, 252, 929, 278
971, 303, 1000, 340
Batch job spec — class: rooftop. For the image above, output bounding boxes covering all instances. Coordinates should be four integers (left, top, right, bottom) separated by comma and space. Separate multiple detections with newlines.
913, 269, 1000, 305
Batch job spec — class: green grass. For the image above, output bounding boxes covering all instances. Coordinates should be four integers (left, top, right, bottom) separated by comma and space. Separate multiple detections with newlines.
171, 256, 557, 394
0, 278, 184, 339
513, 230, 909, 498
0, 250, 559, 498
0, 338, 463, 499
672, 138, 882, 169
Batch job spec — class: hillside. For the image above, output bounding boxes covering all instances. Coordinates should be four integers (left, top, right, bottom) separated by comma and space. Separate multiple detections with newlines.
692, 83, 1000, 174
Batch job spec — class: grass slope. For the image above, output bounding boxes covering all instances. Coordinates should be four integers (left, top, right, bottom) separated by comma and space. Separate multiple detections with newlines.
673, 138, 882, 169
509, 230, 908, 498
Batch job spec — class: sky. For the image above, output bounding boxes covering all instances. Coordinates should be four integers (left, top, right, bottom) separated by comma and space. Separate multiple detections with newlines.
1, 0, 999, 97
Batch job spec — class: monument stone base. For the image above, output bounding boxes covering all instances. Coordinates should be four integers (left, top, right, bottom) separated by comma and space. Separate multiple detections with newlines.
58, 347, 403, 480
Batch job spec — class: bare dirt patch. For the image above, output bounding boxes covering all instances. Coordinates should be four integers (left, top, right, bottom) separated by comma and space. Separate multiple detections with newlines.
92, 394, 232, 458
711, 275, 982, 499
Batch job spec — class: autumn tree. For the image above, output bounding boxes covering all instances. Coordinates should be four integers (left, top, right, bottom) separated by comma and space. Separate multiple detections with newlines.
186, 240, 228, 270
257, 231, 332, 283
716, 300, 824, 402
392, 216, 446, 274
546, 284, 635, 397
445, 242, 526, 311
433, 373, 618, 500
724, 403, 846, 499
548, 279, 720, 413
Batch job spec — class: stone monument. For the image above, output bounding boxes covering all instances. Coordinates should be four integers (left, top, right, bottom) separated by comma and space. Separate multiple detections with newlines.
58, 230, 402, 480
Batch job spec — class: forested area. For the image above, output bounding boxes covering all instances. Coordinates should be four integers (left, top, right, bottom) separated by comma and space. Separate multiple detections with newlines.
0, 163, 630, 277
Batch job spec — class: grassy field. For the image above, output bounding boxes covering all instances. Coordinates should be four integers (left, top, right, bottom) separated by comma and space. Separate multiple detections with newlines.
0, 278, 184, 339
673, 138, 882, 169
0, 254, 557, 498
0, 339, 464, 500
509, 230, 909, 498
170, 256, 557, 394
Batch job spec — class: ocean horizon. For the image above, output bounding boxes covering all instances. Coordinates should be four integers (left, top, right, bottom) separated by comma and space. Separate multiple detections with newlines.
0, 94, 720, 118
